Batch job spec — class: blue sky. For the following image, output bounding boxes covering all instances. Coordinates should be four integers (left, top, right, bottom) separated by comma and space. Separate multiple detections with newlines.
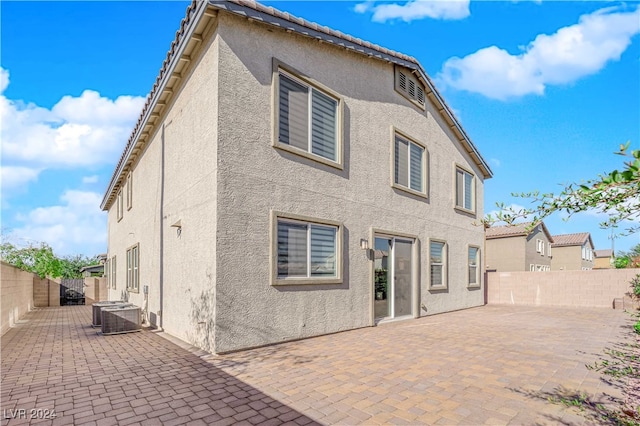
1, 0, 639, 256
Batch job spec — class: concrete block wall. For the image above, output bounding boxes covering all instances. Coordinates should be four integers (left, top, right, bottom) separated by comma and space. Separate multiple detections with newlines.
487, 268, 640, 308
33, 277, 60, 308
1, 262, 34, 335
84, 277, 107, 305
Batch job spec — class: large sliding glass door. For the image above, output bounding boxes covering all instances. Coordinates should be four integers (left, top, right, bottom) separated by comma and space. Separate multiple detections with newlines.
374, 236, 414, 321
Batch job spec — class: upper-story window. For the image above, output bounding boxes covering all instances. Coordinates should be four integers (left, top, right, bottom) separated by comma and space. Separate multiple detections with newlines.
117, 189, 123, 222
548, 242, 552, 257
126, 172, 133, 211
392, 130, 427, 197
395, 67, 425, 108
455, 166, 475, 213
273, 60, 343, 169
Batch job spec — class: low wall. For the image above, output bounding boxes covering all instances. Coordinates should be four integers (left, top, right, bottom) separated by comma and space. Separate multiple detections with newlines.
1, 262, 34, 335
487, 268, 640, 308
34, 277, 60, 307
84, 277, 107, 305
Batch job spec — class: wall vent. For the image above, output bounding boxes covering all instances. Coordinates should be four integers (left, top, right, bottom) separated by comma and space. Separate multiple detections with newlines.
395, 68, 425, 107
101, 305, 142, 335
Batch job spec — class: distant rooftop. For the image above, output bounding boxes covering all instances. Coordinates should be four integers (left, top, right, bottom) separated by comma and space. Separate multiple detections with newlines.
551, 233, 592, 248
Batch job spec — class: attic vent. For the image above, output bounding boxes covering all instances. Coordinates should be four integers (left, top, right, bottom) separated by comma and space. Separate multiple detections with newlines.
417, 86, 425, 104
395, 67, 425, 107
399, 72, 407, 90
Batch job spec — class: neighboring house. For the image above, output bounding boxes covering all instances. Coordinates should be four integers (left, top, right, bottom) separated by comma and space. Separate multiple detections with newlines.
594, 249, 614, 269
551, 233, 595, 270
100, 0, 493, 354
80, 253, 107, 277
485, 222, 553, 272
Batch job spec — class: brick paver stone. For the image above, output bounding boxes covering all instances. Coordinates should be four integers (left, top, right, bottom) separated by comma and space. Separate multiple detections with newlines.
1, 305, 632, 425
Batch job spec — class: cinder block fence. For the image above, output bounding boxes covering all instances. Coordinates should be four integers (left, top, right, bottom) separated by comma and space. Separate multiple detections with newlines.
486, 268, 640, 308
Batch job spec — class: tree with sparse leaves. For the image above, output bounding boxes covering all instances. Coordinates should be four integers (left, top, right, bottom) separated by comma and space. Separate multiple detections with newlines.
484, 142, 640, 237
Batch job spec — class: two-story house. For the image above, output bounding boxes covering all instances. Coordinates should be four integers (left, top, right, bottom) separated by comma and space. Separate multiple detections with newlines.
485, 222, 553, 272
551, 233, 595, 270
101, 0, 493, 354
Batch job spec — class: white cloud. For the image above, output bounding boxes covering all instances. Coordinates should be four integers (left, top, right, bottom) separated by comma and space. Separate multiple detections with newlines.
0, 68, 145, 168
82, 175, 99, 184
489, 158, 501, 168
9, 190, 107, 256
1, 166, 41, 191
0, 67, 9, 93
355, 0, 470, 22
437, 6, 640, 100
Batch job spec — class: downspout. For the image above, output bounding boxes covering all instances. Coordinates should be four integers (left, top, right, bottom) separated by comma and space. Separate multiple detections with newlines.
159, 123, 165, 329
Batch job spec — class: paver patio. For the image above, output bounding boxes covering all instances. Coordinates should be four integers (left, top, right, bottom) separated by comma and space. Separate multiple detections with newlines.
1, 305, 632, 425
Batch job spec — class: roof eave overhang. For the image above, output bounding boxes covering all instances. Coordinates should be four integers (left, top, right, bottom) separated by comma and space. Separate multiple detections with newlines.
100, 0, 213, 210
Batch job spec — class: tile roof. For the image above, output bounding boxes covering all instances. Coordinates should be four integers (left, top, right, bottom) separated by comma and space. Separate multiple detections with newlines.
100, 0, 493, 210
551, 233, 592, 247
594, 249, 613, 258
485, 221, 553, 241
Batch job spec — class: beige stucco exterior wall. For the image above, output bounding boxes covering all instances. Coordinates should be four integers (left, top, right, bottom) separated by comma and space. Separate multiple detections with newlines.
551, 245, 594, 270
524, 226, 552, 270
107, 27, 220, 351
595, 256, 613, 269
1, 262, 34, 335
486, 237, 525, 272
487, 268, 640, 308
212, 14, 486, 353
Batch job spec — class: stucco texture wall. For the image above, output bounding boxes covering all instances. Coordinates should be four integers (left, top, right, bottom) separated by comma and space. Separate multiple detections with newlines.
212, 14, 486, 353
487, 269, 640, 308
551, 245, 594, 270
1, 262, 34, 335
107, 25, 219, 352
486, 237, 525, 272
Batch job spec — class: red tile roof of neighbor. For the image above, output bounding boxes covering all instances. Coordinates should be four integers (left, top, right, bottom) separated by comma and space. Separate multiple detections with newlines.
551, 233, 592, 247
485, 222, 553, 241
594, 249, 613, 258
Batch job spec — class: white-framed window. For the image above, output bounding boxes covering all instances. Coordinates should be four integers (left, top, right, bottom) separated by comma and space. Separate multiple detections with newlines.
272, 212, 342, 285
126, 172, 133, 211
395, 67, 425, 108
455, 166, 475, 212
468, 246, 480, 287
117, 189, 123, 221
548, 243, 552, 257
126, 244, 139, 292
393, 130, 426, 196
429, 240, 447, 289
530, 264, 535, 271
274, 63, 342, 168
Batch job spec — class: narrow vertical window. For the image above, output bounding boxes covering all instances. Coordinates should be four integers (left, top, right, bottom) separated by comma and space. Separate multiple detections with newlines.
468, 247, 479, 286
126, 172, 133, 210
117, 189, 123, 221
393, 132, 425, 195
430, 240, 446, 288
455, 167, 475, 212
